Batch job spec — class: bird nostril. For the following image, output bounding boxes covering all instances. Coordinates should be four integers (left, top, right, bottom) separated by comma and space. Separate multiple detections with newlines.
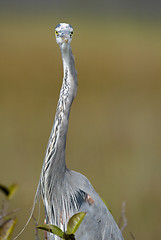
61, 36, 69, 43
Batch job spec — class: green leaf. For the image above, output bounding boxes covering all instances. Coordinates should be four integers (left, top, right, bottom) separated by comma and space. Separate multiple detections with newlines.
37, 224, 64, 238
7, 184, 18, 200
0, 217, 17, 240
67, 212, 86, 235
0, 184, 18, 200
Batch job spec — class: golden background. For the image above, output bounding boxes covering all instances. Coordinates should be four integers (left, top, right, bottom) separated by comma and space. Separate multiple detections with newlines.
0, 3, 161, 240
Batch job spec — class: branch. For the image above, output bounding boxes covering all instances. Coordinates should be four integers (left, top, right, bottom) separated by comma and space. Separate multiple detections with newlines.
130, 231, 136, 240
118, 201, 127, 233
31, 212, 39, 240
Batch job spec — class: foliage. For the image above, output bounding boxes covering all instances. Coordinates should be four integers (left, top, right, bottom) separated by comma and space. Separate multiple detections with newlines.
0, 183, 18, 240
0, 218, 17, 240
37, 212, 86, 240
0, 184, 18, 200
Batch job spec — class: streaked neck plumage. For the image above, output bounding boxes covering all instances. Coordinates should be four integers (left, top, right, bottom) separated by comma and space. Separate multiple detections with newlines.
50, 43, 77, 170
41, 43, 77, 201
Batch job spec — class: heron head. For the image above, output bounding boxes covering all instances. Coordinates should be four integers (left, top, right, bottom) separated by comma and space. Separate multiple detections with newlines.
55, 23, 74, 48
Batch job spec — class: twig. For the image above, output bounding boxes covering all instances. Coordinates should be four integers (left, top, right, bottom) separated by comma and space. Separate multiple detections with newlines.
130, 231, 136, 240
0, 200, 8, 217
31, 212, 39, 240
118, 201, 127, 233
44, 219, 47, 240
5, 208, 21, 217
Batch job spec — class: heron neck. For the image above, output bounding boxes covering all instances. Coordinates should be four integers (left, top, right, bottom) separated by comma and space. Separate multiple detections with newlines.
45, 44, 77, 175
61, 44, 77, 83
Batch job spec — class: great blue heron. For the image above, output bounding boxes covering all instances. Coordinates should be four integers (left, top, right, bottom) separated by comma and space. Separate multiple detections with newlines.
37, 23, 124, 240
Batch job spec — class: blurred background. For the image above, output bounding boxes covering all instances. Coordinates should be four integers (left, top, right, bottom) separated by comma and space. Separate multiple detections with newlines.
0, 1, 161, 239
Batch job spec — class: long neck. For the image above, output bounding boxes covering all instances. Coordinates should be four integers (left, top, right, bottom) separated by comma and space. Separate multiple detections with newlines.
44, 44, 77, 175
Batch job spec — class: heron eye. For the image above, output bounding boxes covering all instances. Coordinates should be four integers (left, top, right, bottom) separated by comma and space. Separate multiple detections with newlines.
55, 30, 59, 36
70, 31, 73, 37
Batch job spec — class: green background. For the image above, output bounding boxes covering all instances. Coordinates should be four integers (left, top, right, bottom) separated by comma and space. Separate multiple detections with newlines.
0, 1, 161, 239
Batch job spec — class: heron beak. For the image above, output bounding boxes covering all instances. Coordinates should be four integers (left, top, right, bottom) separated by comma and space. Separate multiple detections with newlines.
62, 37, 68, 43
61, 34, 70, 43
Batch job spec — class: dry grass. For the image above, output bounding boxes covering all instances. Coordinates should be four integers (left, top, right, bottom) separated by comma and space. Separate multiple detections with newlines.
0, 15, 161, 239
